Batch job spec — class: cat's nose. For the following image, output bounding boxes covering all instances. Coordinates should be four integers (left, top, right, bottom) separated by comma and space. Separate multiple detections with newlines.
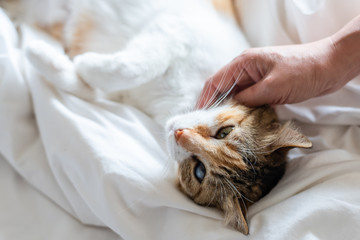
174, 129, 184, 142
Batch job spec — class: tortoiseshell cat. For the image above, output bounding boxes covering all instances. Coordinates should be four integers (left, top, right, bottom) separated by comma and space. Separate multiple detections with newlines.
166, 101, 311, 234
2, 0, 312, 234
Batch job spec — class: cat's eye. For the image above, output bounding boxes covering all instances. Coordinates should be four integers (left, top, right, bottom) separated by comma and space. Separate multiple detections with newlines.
194, 160, 206, 183
215, 126, 234, 139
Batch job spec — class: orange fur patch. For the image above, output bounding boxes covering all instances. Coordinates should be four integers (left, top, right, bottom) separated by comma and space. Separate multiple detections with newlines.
177, 129, 207, 155
38, 22, 64, 42
208, 144, 247, 171
177, 119, 248, 171
67, 12, 94, 58
215, 107, 248, 126
193, 125, 211, 138
211, 0, 237, 19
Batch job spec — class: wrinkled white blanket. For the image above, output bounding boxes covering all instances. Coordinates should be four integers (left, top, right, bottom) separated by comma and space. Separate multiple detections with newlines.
1, 1, 360, 239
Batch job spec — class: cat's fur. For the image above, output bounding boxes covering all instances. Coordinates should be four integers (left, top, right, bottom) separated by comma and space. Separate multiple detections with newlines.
2, 0, 248, 124
166, 102, 312, 234
1, 0, 312, 234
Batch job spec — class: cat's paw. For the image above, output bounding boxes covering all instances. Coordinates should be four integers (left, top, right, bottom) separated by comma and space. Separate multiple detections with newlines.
26, 41, 72, 77
26, 41, 96, 99
74, 52, 146, 92
26, 41, 78, 87
74, 52, 114, 92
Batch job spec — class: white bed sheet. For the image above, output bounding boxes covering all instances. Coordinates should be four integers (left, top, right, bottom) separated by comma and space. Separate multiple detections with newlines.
1, 1, 360, 239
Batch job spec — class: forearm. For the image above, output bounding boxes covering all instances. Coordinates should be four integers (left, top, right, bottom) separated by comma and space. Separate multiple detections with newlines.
329, 15, 360, 84
197, 15, 360, 107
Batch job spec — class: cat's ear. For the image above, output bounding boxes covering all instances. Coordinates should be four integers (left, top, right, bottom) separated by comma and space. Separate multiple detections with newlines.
270, 121, 312, 151
221, 196, 249, 235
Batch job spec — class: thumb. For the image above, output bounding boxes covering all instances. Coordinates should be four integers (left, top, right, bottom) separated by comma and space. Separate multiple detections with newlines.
234, 80, 275, 107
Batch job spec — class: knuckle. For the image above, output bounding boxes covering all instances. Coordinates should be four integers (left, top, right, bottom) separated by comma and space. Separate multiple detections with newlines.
240, 48, 260, 59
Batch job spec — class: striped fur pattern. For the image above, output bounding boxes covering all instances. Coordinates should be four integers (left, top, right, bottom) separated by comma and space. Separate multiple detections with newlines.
166, 101, 312, 234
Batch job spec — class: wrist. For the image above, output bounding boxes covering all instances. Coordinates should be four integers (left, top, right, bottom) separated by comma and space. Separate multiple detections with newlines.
329, 15, 360, 84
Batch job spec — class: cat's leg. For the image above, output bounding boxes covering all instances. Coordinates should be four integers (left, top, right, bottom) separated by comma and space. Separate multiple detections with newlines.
74, 15, 192, 92
26, 41, 95, 99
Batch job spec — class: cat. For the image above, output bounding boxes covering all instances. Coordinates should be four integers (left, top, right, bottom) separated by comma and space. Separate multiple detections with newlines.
166, 101, 312, 234
2, 0, 248, 124
1, 0, 312, 234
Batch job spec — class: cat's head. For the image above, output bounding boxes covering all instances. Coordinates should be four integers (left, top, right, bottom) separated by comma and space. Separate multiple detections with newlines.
165, 101, 312, 234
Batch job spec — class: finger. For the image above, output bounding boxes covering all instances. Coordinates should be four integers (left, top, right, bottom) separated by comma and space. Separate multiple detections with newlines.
211, 58, 249, 92
196, 63, 234, 109
196, 57, 256, 109
234, 80, 274, 107
196, 79, 219, 109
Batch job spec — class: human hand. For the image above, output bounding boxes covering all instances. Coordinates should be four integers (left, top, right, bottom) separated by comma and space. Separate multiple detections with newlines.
197, 37, 350, 108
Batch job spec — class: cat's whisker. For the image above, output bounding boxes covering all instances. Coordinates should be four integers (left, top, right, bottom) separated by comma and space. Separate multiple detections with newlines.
230, 182, 253, 208
219, 181, 227, 203
207, 66, 237, 109
241, 194, 254, 204
243, 156, 256, 176
224, 178, 245, 201
198, 76, 214, 110
224, 179, 237, 194
202, 66, 231, 110
204, 62, 238, 110
207, 179, 219, 207
204, 76, 218, 108
239, 195, 248, 218
223, 179, 252, 219
208, 65, 249, 109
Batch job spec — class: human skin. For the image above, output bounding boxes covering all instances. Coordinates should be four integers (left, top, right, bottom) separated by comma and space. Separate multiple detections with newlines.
197, 15, 360, 108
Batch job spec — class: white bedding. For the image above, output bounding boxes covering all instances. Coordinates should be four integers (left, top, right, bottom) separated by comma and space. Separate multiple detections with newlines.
1, 1, 360, 239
